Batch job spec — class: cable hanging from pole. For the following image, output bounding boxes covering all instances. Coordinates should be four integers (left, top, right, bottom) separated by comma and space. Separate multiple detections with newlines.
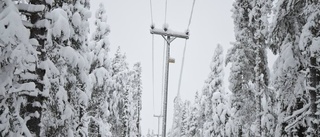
149, 0, 156, 116
187, 0, 196, 30
177, 40, 188, 96
177, 0, 196, 96
160, 40, 166, 115
152, 35, 155, 115
164, 0, 168, 25
149, 0, 154, 27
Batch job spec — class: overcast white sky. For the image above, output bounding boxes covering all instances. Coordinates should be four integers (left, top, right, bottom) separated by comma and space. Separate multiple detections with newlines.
89, 0, 236, 136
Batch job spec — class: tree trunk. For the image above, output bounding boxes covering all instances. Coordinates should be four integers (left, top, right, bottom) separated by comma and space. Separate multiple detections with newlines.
309, 56, 318, 136
23, 0, 47, 136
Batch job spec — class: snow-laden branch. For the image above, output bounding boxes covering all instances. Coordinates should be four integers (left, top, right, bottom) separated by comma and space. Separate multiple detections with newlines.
16, 3, 45, 13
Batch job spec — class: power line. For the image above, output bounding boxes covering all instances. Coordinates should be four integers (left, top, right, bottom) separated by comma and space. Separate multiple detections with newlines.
160, 40, 166, 115
151, 34, 155, 115
177, 40, 188, 96
149, 0, 154, 24
164, 0, 168, 25
187, 0, 196, 30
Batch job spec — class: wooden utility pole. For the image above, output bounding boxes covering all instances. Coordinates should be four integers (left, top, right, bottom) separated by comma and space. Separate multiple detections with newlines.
150, 26, 189, 137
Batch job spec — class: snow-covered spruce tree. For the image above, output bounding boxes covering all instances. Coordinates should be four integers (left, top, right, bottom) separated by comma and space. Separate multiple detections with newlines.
130, 62, 143, 137
202, 44, 229, 137
270, 0, 309, 136
109, 47, 129, 136
40, 3, 74, 136
299, 2, 320, 136
0, 0, 39, 136
86, 3, 111, 137
201, 66, 214, 136
122, 63, 143, 137
181, 101, 190, 137
170, 94, 183, 137
15, 0, 53, 136
62, 0, 91, 136
248, 0, 273, 136
186, 94, 200, 137
226, 0, 256, 136
208, 44, 230, 137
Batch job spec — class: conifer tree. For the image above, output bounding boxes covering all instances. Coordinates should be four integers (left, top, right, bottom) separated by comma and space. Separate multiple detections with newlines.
110, 47, 129, 136
170, 94, 183, 137
248, 0, 272, 136
227, 1, 256, 136
87, 3, 111, 137
299, 1, 320, 136
181, 101, 190, 137
270, 0, 309, 136
0, 0, 39, 136
210, 44, 229, 137
15, 0, 52, 136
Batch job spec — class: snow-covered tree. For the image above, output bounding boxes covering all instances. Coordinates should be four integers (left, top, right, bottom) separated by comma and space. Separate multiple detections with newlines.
14, 0, 53, 136
109, 47, 129, 136
227, 1, 256, 136
248, 0, 273, 136
202, 44, 228, 137
170, 94, 183, 137
86, 3, 111, 137
227, 0, 274, 136
181, 101, 190, 137
40, 5, 74, 136
0, 0, 39, 136
58, 0, 91, 136
187, 92, 201, 137
298, 2, 320, 136
208, 44, 230, 137
270, 0, 309, 136
130, 63, 143, 137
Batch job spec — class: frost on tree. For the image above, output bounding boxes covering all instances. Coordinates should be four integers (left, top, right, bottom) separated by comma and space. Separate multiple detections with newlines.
181, 101, 191, 137
60, 0, 91, 136
130, 63, 143, 137
227, 0, 257, 136
109, 47, 129, 136
87, 3, 112, 137
248, 0, 273, 136
0, 0, 38, 136
188, 91, 201, 137
202, 44, 229, 137
298, 2, 320, 136
170, 94, 183, 137
270, 0, 310, 136
208, 44, 229, 137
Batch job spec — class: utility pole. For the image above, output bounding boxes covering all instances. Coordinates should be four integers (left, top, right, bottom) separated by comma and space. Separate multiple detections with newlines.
150, 26, 189, 137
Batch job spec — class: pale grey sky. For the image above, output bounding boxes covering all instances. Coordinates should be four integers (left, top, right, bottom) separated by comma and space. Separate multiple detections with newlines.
90, 0, 236, 136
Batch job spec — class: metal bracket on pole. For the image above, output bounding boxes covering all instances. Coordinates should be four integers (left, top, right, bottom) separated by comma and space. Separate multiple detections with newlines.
153, 115, 163, 137
150, 26, 189, 137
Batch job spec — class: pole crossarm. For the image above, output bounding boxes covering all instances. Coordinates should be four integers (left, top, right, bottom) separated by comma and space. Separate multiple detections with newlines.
150, 28, 189, 40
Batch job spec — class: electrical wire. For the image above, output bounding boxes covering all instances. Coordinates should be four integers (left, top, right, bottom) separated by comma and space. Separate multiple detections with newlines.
176, 0, 196, 96
152, 35, 155, 115
187, 0, 196, 30
149, 0, 155, 116
164, 0, 168, 25
149, 0, 154, 24
177, 40, 188, 96
160, 40, 166, 115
